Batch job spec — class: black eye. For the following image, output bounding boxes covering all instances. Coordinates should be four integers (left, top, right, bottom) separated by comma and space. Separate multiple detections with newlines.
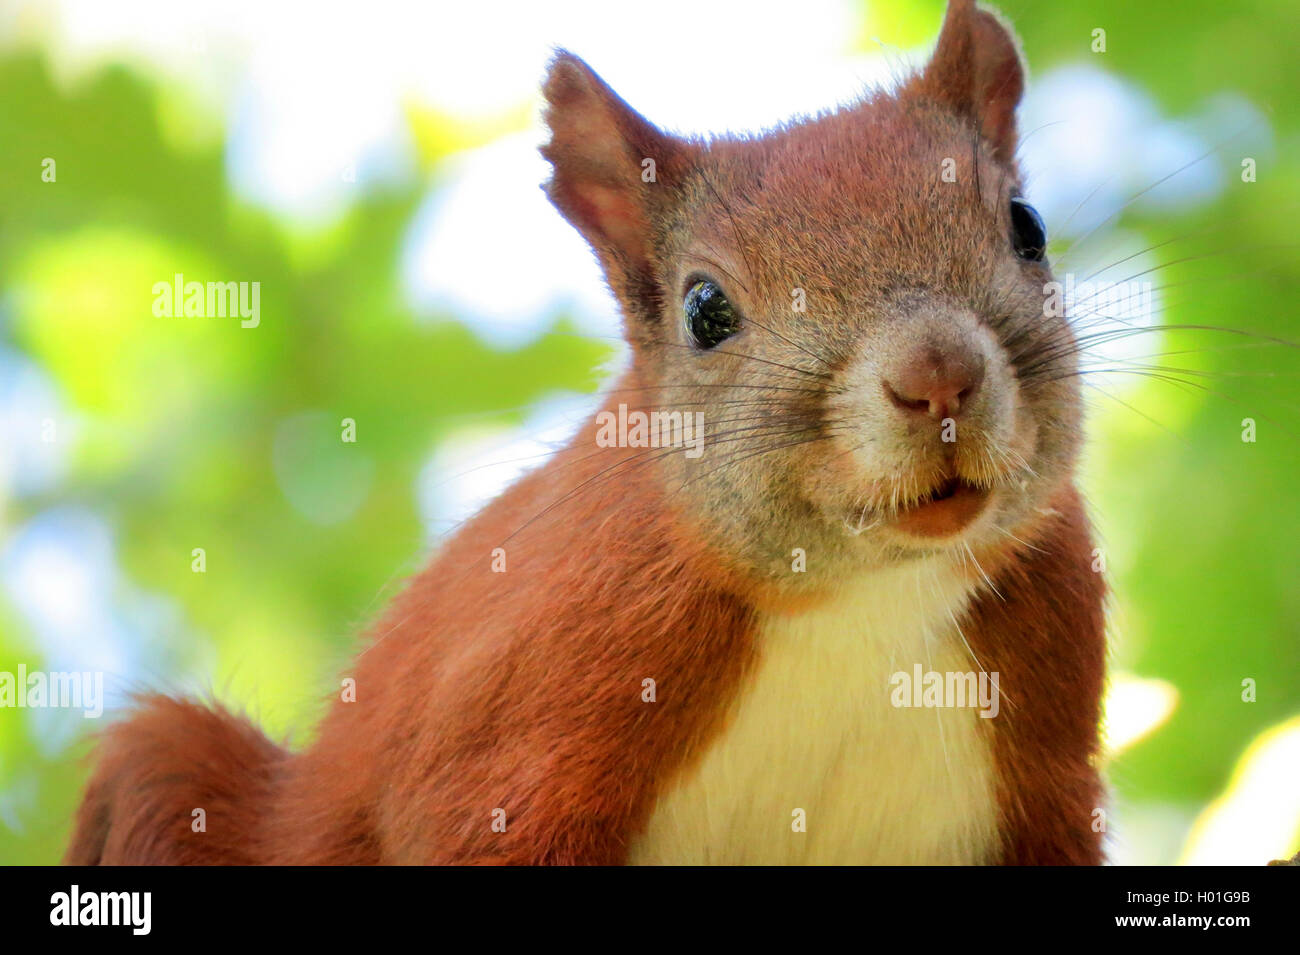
1009, 197, 1047, 262
684, 280, 740, 349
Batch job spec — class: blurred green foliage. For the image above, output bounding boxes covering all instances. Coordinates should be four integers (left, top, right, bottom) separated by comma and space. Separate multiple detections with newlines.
0, 1, 1297, 864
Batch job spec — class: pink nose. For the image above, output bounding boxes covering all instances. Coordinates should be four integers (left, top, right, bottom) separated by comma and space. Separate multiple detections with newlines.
883, 344, 985, 420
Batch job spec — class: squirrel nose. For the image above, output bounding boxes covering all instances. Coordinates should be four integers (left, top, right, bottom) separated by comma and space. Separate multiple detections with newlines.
883, 344, 985, 420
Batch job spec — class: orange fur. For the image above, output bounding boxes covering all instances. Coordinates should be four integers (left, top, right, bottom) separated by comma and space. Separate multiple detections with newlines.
69, 384, 765, 865
963, 485, 1108, 864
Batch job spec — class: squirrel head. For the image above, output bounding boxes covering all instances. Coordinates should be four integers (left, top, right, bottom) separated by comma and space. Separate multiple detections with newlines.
541, 0, 1082, 594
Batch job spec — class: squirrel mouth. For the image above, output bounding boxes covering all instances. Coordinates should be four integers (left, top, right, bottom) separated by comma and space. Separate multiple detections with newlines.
890, 475, 993, 538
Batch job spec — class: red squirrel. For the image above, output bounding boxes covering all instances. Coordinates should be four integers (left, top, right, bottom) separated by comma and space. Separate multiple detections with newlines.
67, 0, 1106, 865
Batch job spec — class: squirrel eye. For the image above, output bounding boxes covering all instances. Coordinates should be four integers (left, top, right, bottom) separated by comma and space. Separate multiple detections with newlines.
1009, 197, 1047, 262
684, 280, 740, 349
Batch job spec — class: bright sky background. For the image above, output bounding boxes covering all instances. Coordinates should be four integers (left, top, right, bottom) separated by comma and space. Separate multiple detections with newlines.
3, 0, 1254, 356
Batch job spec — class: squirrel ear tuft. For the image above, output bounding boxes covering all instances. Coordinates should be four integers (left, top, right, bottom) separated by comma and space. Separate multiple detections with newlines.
912, 0, 1025, 163
541, 51, 692, 286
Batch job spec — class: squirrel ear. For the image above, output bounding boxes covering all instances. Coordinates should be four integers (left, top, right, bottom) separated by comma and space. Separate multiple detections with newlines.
912, 0, 1025, 163
541, 51, 693, 290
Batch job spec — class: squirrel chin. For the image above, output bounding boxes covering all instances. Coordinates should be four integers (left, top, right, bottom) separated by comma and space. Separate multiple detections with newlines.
888, 477, 996, 539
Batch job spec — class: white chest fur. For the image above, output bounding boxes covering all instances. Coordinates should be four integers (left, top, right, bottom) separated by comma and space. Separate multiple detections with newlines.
629, 560, 1001, 865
